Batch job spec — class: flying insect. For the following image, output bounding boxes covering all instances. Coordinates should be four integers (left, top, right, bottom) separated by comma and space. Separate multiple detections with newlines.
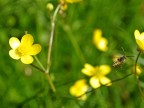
113, 47, 133, 67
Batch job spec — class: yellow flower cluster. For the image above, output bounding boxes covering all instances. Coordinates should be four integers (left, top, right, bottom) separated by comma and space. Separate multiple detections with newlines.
9, 34, 41, 64
93, 29, 108, 52
69, 63, 111, 100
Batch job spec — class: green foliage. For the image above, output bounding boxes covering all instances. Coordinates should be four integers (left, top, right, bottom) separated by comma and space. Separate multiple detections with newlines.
1, 0, 144, 107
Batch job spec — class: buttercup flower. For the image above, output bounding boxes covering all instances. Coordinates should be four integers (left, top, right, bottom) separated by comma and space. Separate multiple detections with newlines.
66, 0, 82, 3
60, 0, 82, 11
132, 65, 142, 75
134, 29, 144, 51
9, 34, 41, 64
46, 3, 54, 11
81, 63, 112, 89
93, 29, 108, 52
69, 79, 89, 100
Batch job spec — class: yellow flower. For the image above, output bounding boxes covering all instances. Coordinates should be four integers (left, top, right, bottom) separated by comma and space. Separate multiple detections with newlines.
134, 29, 144, 51
132, 65, 142, 75
66, 0, 82, 3
81, 63, 112, 89
59, 0, 82, 11
46, 3, 54, 11
69, 79, 88, 100
9, 34, 42, 64
93, 29, 108, 52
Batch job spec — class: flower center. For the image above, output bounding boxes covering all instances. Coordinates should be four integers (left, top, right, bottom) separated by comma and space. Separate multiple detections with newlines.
15, 46, 29, 57
93, 69, 103, 79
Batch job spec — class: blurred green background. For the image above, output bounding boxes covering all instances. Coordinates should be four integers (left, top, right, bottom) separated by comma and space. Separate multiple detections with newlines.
1, 0, 144, 107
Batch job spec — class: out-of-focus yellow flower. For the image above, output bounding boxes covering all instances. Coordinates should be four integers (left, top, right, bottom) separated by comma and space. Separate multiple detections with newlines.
66, 0, 82, 3
69, 79, 88, 100
134, 29, 144, 51
60, 0, 68, 11
46, 3, 54, 11
59, 0, 82, 11
81, 63, 112, 89
9, 34, 41, 64
93, 29, 108, 52
132, 65, 142, 75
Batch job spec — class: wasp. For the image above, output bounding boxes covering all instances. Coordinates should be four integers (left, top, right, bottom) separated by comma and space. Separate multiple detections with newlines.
112, 47, 133, 67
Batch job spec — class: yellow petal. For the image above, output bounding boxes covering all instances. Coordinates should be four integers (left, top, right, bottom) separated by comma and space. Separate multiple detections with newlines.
69, 79, 88, 98
93, 29, 108, 52
61, 4, 68, 10
69, 86, 77, 96
9, 37, 20, 49
93, 29, 102, 44
9, 50, 21, 60
134, 29, 140, 39
77, 95, 87, 100
141, 32, 144, 37
136, 65, 142, 75
89, 76, 101, 88
21, 34, 34, 47
100, 77, 112, 86
96, 37, 108, 52
136, 39, 144, 50
28, 44, 42, 55
81, 63, 95, 76
134, 29, 144, 50
21, 55, 34, 64
74, 79, 88, 92
66, 0, 82, 3
132, 65, 142, 75
99, 65, 111, 75
69, 85, 87, 100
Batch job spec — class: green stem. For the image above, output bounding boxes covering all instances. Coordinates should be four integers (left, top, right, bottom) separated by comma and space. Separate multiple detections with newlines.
135, 51, 144, 99
46, 4, 61, 74
17, 89, 44, 107
46, 73, 56, 93
34, 56, 56, 93
34, 56, 45, 71
31, 64, 45, 73
63, 25, 86, 65
77, 73, 133, 98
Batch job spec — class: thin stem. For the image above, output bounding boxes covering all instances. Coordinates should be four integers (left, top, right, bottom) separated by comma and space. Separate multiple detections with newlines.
34, 56, 45, 71
46, 73, 56, 93
17, 89, 44, 107
46, 4, 61, 74
77, 73, 133, 98
111, 73, 133, 83
135, 51, 144, 99
34, 56, 56, 93
30, 64, 45, 73
63, 25, 86, 65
